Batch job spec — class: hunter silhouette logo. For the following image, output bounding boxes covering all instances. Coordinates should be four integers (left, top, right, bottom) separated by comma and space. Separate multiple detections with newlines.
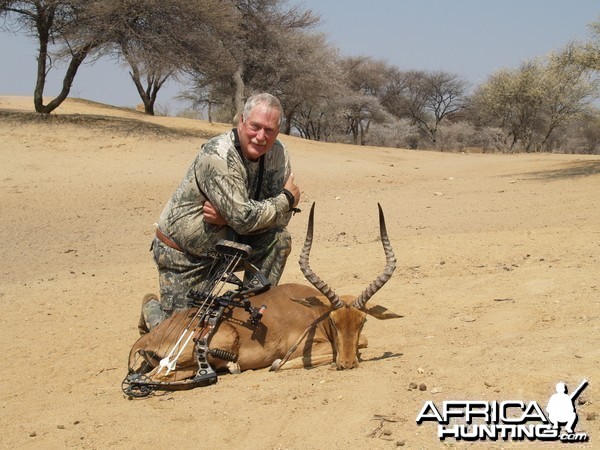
547, 380, 587, 435
416, 379, 589, 442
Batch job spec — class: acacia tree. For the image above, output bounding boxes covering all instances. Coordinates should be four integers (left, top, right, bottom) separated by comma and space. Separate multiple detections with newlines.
0, 0, 107, 113
293, 99, 345, 141
125, 57, 173, 116
472, 51, 596, 152
234, 0, 319, 121
184, 0, 319, 124
271, 31, 346, 137
574, 15, 600, 72
1, 0, 232, 115
537, 46, 597, 150
394, 70, 469, 145
471, 61, 544, 151
290, 58, 350, 143
379, 66, 411, 117
339, 56, 391, 145
106, 0, 229, 115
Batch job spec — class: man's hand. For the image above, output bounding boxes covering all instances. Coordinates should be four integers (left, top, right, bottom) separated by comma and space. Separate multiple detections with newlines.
202, 201, 228, 225
284, 173, 301, 207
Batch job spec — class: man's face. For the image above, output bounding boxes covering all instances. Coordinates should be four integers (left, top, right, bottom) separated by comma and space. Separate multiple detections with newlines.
238, 105, 280, 162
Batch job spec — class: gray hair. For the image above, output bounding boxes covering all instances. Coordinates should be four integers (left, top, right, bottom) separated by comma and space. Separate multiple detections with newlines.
242, 93, 283, 127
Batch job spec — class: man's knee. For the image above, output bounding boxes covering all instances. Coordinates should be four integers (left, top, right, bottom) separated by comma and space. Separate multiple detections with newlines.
265, 229, 292, 285
140, 295, 167, 334
274, 228, 292, 256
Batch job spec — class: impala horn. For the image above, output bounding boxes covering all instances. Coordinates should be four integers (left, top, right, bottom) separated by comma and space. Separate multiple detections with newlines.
298, 203, 344, 309
352, 203, 396, 310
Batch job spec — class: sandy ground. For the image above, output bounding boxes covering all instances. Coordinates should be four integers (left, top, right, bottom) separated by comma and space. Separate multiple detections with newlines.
0, 96, 598, 449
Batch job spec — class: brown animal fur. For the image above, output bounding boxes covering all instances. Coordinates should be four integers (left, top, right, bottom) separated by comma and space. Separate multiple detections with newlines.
128, 284, 401, 378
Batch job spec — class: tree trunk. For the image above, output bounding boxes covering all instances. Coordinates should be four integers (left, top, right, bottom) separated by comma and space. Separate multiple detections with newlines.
128, 64, 172, 116
283, 110, 294, 135
33, 23, 51, 114
232, 65, 245, 125
207, 92, 213, 124
34, 42, 96, 114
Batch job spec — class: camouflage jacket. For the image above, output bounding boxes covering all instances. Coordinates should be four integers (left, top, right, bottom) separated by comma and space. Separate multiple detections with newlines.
157, 129, 293, 257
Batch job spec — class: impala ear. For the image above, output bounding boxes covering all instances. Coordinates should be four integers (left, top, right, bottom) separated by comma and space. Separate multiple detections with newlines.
365, 304, 403, 320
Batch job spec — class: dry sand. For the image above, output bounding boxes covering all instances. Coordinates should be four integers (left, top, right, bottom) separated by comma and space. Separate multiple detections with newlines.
1, 96, 598, 448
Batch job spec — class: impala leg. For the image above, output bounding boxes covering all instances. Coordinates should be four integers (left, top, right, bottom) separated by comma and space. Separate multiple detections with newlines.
226, 361, 241, 374
272, 353, 335, 371
207, 322, 241, 372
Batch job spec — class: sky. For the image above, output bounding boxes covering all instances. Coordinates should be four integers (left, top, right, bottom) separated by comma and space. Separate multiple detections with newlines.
1, 0, 599, 113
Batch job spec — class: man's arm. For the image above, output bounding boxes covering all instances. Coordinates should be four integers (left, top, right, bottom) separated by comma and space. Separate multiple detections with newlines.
203, 173, 300, 226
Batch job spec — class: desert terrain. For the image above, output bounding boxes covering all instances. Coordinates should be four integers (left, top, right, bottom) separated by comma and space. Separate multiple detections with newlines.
0, 96, 598, 448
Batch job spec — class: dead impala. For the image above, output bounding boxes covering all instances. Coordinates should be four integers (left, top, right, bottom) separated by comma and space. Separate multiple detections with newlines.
123, 203, 401, 397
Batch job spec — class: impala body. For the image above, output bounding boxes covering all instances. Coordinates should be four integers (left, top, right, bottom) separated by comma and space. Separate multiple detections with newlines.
128, 203, 400, 382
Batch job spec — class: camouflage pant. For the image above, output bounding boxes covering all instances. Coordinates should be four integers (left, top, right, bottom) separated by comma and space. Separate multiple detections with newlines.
141, 227, 291, 333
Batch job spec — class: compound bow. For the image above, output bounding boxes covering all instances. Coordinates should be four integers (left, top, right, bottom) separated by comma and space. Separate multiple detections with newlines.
122, 240, 270, 398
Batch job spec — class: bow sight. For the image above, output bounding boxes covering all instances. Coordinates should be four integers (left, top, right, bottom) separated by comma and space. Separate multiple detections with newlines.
122, 239, 271, 398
